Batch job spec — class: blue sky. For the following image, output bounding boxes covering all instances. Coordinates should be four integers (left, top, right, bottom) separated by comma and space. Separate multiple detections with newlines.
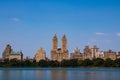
0, 0, 120, 58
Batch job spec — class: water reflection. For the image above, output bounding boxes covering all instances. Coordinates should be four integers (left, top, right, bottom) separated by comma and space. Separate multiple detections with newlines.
1, 70, 10, 80
0, 70, 22, 80
35, 70, 49, 80
51, 71, 67, 80
0, 68, 120, 80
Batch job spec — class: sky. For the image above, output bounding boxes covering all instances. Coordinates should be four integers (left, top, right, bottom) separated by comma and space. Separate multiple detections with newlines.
0, 0, 120, 58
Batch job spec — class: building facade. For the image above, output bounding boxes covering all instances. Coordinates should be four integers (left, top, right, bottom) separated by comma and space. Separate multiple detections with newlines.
83, 45, 99, 60
9, 51, 23, 60
2, 44, 23, 60
70, 48, 83, 60
83, 46, 92, 60
51, 34, 69, 62
34, 48, 46, 62
117, 52, 120, 59
91, 45, 99, 59
104, 50, 117, 60
95, 51, 104, 59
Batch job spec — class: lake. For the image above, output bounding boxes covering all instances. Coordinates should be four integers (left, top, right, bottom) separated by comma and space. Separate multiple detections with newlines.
0, 68, 120, 80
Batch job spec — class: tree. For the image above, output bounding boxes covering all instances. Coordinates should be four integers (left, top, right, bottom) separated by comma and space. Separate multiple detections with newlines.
70, 59, 78, 67
31, 60, 38, 67
38, 60, 48, 67
104, 58, 114, 67
23, 60, 32, 67
61, 60, 71, 67
9, 58, 21, 67
48, 60, 59, 67
114, 58, 120, 67
3, 59, 9, 64
78, 60, 84, 67
83, 59, 93, 67
93, 58, 104, 67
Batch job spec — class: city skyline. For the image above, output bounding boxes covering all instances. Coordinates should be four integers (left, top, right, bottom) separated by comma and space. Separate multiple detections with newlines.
0, 0, 120, 58
1, 34, 120, 59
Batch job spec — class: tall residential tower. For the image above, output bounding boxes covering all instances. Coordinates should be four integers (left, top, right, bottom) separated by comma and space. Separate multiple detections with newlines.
51, 34, 69, 62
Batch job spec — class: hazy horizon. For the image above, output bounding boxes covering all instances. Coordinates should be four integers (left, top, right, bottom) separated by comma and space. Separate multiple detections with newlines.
0, 0, 120, 58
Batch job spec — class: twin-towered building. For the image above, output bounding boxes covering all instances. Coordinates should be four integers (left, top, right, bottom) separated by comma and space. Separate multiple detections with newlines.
50, 34, 69, 62
33, 34, 69, 62
2, 35, 120, 62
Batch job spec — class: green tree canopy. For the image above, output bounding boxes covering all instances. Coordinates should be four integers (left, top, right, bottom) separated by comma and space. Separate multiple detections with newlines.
38, 60, 49, 67
93, 58, 104, 67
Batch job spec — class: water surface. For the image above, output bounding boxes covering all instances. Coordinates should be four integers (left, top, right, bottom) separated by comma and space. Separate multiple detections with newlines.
0, 68, 120, 80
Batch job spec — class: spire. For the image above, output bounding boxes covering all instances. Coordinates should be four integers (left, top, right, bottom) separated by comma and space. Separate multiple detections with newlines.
53, 34, 57, 38
62, 34, 66, 40
62, 34, 67, 52
52, 34, 58, 50
53, 34, 58, 41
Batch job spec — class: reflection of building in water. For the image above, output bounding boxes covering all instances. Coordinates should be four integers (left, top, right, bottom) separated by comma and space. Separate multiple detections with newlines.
83, 72, 100, 80
35, 70, 46, 80
2, 70, 22, 80
35, 70, 45, 75
50, 71, 67, 80
2, 70, 10, 80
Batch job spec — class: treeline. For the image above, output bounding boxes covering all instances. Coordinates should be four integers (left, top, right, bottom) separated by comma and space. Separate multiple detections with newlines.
0, 58, 120, 67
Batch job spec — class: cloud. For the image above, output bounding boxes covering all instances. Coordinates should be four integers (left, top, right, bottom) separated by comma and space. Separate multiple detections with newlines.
117, 33, 120, 37
11, 18, 20, 22
95, 32, 105, 35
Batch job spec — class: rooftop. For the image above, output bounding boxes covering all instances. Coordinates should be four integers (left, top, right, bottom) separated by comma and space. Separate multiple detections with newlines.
10, 51, 23, 55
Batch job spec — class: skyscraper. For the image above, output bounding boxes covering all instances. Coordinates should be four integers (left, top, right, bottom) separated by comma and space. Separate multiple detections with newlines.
51, 34, 69, 62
